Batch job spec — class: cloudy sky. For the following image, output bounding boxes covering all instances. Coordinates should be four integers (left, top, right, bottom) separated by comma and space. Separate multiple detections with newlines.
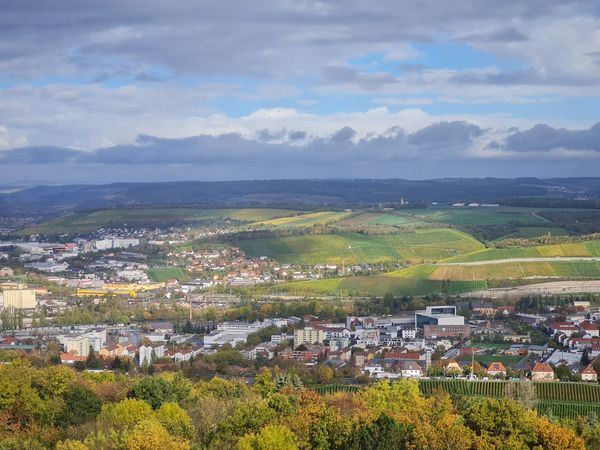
1, 0, 600, 184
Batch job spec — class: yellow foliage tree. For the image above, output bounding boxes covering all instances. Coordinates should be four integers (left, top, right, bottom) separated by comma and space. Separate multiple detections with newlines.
125, 418, 190, 450
237, 424, 298, 450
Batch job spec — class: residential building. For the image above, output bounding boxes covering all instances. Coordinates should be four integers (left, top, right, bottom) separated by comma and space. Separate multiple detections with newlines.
472, 301, 497, 317
582, 364, 598, 382
61, 334, 90, 356
487, 362, 507, 377
531, 362, 555, 381
444, 360, 462, 374
1, 287, 36, 309
398, 361, 423, 378
294, 327, 326, 348
138, 343, 166, 366
545, 321, 579, 337
579, 321, 599, 337
401, 326, 416, 339
60, 352, 87, 364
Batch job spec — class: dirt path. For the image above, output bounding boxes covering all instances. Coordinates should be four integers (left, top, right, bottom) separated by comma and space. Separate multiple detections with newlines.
464, 280, 600, 298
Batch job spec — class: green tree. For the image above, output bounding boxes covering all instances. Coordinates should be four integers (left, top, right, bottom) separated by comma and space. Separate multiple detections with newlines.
86, 346, 101, 369
58, 384, 102, 427
345, 414, 412, 450
129, 373, 191, 410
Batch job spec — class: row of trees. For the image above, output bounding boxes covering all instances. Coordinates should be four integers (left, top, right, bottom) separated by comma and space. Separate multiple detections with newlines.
0, 358, 592, 449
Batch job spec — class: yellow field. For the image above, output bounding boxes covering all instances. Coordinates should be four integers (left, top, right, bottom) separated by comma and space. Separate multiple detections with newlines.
255, 211, 352, 227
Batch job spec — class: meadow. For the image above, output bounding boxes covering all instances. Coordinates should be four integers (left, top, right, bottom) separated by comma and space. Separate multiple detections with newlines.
18, 207, 300, 234
239, 228, 484, 265
146, 267, 188, 282
415, 206, 546, 226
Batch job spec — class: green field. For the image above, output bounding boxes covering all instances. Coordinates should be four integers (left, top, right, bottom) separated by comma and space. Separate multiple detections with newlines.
254, 211, 351, 227
469, 343, 512, 350
147, 267, 188, 282
19, 208, 300, 234
240, 228, 484, 265
396, 206, 545, 226
471, 354, 524, 367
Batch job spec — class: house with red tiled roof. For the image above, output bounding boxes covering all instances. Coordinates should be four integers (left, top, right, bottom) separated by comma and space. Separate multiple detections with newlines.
531, 362, 555, 381
568, 337, 600, 350
487, 361, 507, 377
545, 321, 579, 337
60, 352, 87, 364
582, 364, 598, 382
444, 360, 462, 374
579, 321, 599, 337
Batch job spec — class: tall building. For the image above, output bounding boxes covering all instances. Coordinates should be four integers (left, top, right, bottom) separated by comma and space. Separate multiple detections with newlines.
61, 334, 90, 357
1, 287, 36, 309
294, 327, 326, 348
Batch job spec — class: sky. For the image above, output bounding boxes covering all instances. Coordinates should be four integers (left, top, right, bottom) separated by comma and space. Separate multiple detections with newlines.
1, 0, 600, 185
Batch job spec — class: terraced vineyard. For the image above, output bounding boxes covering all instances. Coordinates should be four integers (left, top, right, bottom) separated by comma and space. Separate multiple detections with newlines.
241, 228, 484, 265
419, 379, 600, 402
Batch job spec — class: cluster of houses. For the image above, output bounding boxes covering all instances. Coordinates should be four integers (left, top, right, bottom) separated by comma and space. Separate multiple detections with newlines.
2, 300, 600, 383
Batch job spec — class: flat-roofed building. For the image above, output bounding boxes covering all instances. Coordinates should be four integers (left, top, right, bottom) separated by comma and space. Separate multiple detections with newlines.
1, 287, 37, 309
424, 324, 470, 338
61, 334, 90, 357
415, 305, 464, 329
294, 327, 326, 348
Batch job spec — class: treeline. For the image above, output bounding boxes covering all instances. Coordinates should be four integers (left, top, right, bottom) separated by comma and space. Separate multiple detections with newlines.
494, 232, 600, 248
0, 361, 591, 449
502, 198, 600, 209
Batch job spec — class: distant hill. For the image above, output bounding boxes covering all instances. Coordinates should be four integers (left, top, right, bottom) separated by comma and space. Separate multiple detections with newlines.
2, 177, 600, 217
